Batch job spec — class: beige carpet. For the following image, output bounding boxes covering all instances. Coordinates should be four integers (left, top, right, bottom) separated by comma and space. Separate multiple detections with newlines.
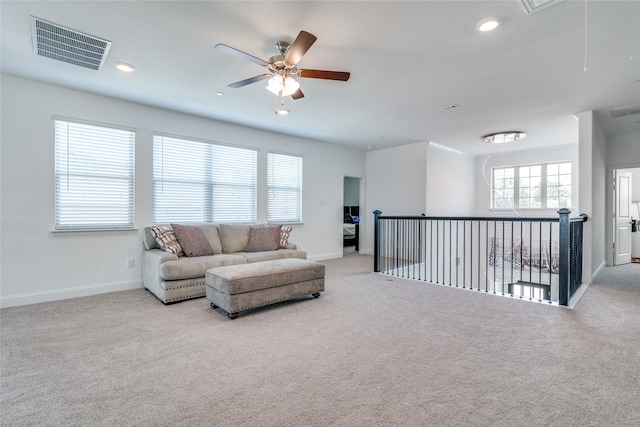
1, 254, 639, 426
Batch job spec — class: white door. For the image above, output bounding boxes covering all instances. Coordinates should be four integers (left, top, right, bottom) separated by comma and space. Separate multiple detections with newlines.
614, 170, 633, 265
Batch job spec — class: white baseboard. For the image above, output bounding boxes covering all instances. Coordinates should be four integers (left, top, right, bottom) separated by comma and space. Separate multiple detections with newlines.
309, 251, 344, 261
0, 280, 144, 308
592, 260, 606, 281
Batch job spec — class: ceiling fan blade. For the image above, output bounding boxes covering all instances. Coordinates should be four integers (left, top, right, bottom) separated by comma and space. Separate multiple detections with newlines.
298, 69, 350, 81
215, 43, 269, 67
291, 89, 304, 100
228, 74, 271, 88
284, 31, 317, 66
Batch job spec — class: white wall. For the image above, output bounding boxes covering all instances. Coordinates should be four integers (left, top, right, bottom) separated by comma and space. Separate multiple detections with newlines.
362, 142, 428, 254
606, 131, 640, 167
426, 145, 475, 216
473, 144, 579, 217
0, 74, 365, 307
362, 141, 477, 254
577, 110, 608, 281
343, 177, 360, 206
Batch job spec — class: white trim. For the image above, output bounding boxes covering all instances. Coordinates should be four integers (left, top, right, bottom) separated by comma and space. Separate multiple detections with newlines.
0, 280, 144, 308
309, 251, 344, 262
567, 283, 590, 309
51, 115, 136, 132
592, 260, 606, 280
51, 228, 138, 237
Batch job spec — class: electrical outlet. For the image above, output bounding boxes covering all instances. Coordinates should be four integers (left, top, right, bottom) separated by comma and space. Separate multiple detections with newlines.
127, 258, 134, 269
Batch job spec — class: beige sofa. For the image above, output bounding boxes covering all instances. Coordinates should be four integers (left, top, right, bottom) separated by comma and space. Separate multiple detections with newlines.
142, 223, 306, 304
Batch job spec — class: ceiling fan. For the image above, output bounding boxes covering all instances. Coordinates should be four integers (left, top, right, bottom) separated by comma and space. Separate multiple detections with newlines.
215, 31, 350, 100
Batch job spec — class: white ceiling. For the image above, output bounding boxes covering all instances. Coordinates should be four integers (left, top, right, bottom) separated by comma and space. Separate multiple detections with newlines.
1, 1, 639, 155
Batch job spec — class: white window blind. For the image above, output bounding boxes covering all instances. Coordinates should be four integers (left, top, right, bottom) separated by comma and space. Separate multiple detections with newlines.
153, 135, 257, 223
267, 152, 302, 223
54, 120, 135, 230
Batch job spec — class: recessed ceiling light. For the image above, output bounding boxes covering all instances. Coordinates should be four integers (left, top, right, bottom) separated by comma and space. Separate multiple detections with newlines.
115, 62, 135, 72
439, 104, 459, 111
477, 17, 502, 32
275, 109, 289, 115
483, 131, 526, 144
216, 92, 224, 96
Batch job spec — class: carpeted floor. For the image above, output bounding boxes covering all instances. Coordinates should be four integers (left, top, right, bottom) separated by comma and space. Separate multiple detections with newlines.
1, 254, 639, 426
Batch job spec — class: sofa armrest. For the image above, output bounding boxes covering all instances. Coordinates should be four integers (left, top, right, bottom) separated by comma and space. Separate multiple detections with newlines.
142, 249, 179, 302
284, 242, 297, 250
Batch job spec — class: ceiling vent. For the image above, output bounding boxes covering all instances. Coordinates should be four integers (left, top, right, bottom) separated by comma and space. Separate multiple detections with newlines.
30, 16, 111, 70
610, 105, 640, 118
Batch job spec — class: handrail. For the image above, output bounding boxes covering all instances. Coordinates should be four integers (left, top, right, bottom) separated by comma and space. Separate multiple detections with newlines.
373, 209, 588, 306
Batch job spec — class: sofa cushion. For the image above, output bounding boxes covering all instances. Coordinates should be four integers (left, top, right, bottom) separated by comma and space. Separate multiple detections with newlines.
199, 224, 223, 254
149, 225, 184, 255
279, 226, 293, 249
160, 254, 247, 281
240, 249, 307, 263
245, 225, 281, 252
218, 224, 250, 253
171, 224, 215, 257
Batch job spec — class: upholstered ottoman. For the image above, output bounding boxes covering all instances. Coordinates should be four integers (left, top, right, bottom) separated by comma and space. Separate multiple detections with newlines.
205, 258, 325, 319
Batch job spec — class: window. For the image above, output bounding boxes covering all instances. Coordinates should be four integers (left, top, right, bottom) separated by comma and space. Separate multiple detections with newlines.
267, 152, 302, 223
54, 120, 135, 230
153, 135, 256, 223
546, 162, 572, 208
492, 162, 571, 209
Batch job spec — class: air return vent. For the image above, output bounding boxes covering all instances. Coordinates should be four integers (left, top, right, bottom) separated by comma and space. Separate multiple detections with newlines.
31, 16, 111, 70
610, 105, 640, 118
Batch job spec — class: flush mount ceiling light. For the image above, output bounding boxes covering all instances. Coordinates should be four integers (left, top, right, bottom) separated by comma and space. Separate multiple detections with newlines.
482, 131, 526, 144
477, 17, 502, 32
115, 62, 135, 72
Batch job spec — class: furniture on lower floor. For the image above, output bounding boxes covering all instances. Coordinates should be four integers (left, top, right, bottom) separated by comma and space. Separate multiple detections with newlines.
205, 258, 325, 319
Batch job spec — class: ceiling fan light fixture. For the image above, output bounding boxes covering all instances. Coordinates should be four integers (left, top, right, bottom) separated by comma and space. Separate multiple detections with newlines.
482, 131, 526, 144
267, 75, 299, 96
266, 75, 283, 95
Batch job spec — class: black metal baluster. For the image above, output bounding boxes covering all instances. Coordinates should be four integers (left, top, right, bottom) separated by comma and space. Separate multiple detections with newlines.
510, 221, 514, 296
462, 221, 466, 288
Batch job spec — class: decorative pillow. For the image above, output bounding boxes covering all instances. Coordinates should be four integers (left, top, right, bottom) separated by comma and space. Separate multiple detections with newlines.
245, 225, 282, 252
149, 225, 184, 255
279, 226, 293, 249
170, 224, 215, 257
218, 224, 251, 253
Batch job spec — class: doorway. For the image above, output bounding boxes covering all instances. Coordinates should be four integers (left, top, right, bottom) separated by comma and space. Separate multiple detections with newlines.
343, 177, 361, 255
611, 167, 640, 265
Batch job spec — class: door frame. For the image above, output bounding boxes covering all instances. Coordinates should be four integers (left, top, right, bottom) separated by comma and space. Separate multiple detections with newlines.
342, 175, 365, 255
606, 163, 640, 265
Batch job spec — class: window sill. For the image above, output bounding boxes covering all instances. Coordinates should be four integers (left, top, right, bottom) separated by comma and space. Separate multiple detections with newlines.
51, 228, 138, 237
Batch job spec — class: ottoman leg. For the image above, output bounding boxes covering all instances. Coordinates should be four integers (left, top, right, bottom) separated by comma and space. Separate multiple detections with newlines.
228, 312, 238, 319
210, 302, 218, 309
312, 293, 320, 298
